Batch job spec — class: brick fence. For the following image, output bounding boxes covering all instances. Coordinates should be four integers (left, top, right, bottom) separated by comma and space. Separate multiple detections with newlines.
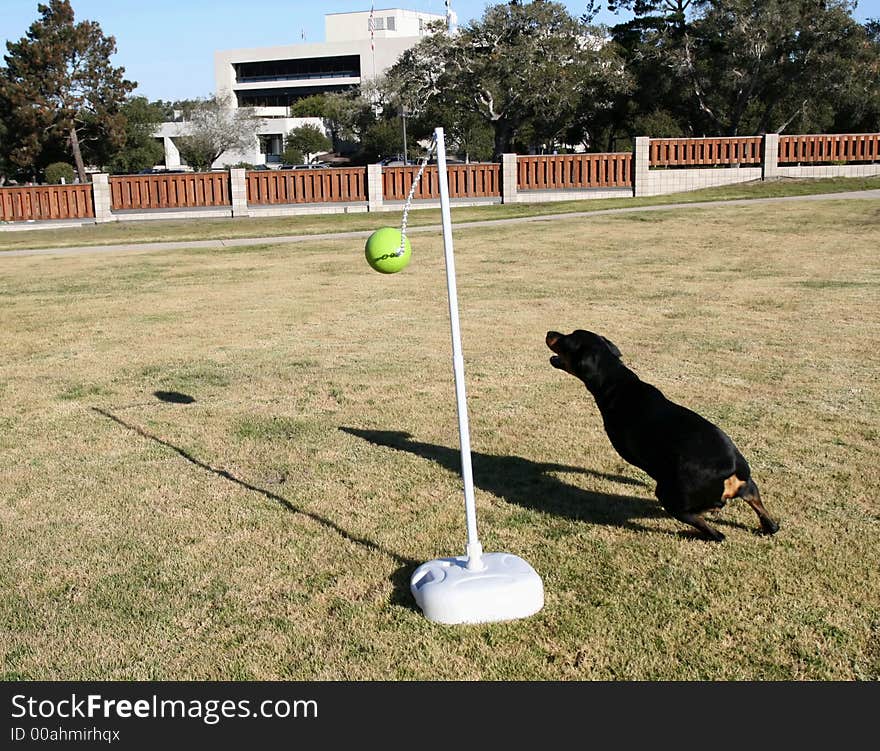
0, 184, 94, 222
633, 133, 880, 197
2, 132, 878, 227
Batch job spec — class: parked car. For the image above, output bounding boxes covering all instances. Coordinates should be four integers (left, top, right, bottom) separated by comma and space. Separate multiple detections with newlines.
279, 162, 330, 170
220, 163, 270, 171
137, 167, 191, 174
379, 154, 407, 166
428, 156, 466, 165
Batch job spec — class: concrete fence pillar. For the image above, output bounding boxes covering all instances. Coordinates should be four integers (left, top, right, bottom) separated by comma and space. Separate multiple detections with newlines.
501, 153, 518, 204
229, 168, 249, 217
633, 137, 651, 197
91, 173, 114, 223
367, 163, 383, 212
762, 133, 780, 180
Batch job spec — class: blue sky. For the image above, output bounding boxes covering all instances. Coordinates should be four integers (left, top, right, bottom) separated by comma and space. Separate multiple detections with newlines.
1, 0, 879, 101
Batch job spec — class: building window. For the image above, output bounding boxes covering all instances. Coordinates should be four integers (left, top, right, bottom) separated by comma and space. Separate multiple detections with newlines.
234, 55, 360, 84
373, 17, 385, 30
259, 134, 283, 159
386, 17, 395, 31
236, 85, 353, 108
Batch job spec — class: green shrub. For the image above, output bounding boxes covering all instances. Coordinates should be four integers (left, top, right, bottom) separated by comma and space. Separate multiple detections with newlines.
285, 124, 331, 160
44, 162, 76, 185
281, 146, 304, 165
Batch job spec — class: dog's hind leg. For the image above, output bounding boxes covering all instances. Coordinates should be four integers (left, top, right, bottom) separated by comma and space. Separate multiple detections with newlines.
657, 484, 725, 541
738, 479, 779, 535
670, 511, 726, 542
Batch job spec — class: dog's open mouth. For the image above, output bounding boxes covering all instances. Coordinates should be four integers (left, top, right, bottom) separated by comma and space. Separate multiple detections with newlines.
546, 331, 565, 369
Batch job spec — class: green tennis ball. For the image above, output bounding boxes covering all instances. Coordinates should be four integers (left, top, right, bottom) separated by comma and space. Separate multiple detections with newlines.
365, 227, 412, 274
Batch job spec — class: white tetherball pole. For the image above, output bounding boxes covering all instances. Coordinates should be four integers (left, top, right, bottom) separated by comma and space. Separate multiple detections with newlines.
409, 127, 544, 625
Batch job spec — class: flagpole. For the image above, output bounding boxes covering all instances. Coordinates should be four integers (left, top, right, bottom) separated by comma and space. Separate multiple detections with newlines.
369, 4, 376, 78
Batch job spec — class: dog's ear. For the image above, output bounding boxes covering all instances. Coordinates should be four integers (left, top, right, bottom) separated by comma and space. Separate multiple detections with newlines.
601, 336, 622, 358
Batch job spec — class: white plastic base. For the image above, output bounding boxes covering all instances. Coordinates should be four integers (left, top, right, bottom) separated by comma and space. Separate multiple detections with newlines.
410, 553, 544, 625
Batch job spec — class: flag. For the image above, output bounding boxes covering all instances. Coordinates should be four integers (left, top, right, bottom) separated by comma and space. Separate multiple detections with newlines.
369, 4, 375, 51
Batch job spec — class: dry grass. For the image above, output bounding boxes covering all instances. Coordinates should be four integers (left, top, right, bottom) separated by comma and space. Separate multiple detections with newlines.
1, 197, 878, 680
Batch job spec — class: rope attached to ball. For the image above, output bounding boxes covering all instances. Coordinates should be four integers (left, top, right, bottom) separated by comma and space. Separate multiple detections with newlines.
397, 134, 438, 257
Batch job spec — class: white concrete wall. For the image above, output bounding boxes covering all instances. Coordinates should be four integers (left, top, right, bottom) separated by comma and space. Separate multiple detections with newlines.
515, 188, 632, 203
325, 8, 447, 41
367, 163, 383, 212
637, 167, 763, 197
763, 133, 779, 179
163, 136, 181, 169
248, 204, 369, 218
230, 168, 249, 217
109, 207, 233, 222
501, 153, 517, 204
91, 173, 113, 223
777, 164, 880, 179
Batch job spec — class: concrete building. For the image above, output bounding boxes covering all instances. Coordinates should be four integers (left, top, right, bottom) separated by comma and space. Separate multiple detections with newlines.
154, 115, 327, 170
156, 7, 453, 169
216, 7, 451, 110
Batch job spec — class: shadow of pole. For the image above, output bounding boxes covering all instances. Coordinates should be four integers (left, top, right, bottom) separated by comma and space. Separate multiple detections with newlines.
340, 426, 663, 533
91, 407, 420, 610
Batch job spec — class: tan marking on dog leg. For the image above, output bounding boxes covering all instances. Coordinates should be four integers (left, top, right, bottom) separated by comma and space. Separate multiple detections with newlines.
722, 474, 746, 500
741, 479, 779, 534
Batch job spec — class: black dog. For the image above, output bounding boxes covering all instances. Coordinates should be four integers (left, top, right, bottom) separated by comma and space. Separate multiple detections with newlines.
546, 329, 779, 541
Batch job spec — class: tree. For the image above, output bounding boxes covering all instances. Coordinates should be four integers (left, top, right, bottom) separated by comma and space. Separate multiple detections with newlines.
605, 0, 694, 29
175, 95, 260, 171
0, 116, 11, 183
44, 161, 74, 184
602, 1, 699, 145
606, 0, 880, 136
360, 118, 404, 161
281, 144, 304, 165
0, 0, 135, 181
290, 90, 376, 150
824, 18, 880, 133
383, 2, 629, 158
677, 0, 875, 135
284, 124, 331, 164
90, 96, 165, 174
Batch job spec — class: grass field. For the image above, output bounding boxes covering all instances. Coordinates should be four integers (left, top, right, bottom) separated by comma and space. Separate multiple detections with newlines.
1, 196, 878, 680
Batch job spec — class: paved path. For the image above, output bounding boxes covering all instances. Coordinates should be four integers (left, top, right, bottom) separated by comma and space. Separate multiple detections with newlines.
2, 189, 879, 259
